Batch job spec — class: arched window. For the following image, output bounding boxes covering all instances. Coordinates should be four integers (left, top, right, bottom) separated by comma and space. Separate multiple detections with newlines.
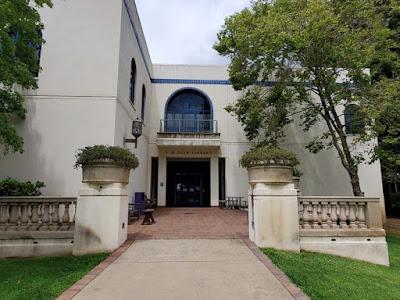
165, 89, 213, 133
130, 58, 137, 105
344, 104, 365, 134
141, 85, 146, 121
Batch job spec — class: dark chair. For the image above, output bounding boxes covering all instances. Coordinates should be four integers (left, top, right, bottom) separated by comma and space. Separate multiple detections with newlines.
128, 197, 140, 224
142, 197, 156, 225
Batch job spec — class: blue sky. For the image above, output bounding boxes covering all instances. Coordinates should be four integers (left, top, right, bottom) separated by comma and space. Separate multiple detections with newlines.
135, 0, 251, 65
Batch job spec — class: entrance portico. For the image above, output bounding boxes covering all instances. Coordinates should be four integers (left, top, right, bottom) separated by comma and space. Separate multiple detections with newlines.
156, 148, 220, 207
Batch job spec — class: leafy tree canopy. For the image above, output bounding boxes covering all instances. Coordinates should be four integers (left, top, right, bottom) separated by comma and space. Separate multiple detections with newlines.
0, 0, 52, 154
215, 0, 394, 196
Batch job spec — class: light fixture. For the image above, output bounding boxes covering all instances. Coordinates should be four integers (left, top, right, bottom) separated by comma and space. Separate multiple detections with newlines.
124, 118, 143, 148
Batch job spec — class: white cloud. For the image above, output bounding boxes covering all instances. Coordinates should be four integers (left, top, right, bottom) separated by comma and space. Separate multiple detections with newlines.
135, 0, 251, 65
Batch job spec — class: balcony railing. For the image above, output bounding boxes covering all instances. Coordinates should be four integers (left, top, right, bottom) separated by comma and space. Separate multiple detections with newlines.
160, 119, 218, 134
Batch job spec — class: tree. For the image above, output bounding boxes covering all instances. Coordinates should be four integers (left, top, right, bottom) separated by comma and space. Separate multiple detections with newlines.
0, 0, 52, 154
370, 1, 400, 182
214, 0, 392, 196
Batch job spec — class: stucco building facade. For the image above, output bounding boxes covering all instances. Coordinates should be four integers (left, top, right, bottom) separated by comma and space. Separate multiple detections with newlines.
0, 0, 385, 212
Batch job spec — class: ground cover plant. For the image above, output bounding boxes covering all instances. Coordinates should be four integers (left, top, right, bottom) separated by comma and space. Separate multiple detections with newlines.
263, 233, 400, 300
0, 253, 108, 300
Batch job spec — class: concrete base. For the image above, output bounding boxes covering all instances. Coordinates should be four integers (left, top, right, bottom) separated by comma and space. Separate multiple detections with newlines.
249, 183, 300, 252
0, 239, 73, 258
300, 236, 390, 266
73, 183, 128, 255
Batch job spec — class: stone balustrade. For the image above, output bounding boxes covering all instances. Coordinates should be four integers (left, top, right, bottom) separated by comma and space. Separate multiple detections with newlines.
298, 196, 383, 230
0, 197, 76, 234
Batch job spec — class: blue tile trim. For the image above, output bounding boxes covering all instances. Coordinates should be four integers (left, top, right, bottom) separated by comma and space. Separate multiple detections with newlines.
123, 0, 152, 78
151, 78, 278, 86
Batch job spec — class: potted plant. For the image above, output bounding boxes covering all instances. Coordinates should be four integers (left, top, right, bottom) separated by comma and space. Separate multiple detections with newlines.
75, 145, 139, 184
240, 146, 299, 184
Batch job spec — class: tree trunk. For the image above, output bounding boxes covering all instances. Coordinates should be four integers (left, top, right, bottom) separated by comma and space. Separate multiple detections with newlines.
348, 165, 364, 196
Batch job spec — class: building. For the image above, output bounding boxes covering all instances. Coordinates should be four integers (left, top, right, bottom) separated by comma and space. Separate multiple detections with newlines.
0, 0, 385, 214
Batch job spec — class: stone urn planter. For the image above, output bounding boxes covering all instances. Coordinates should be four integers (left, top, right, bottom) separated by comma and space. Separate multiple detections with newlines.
75, 145, 139, 185
82, 160, 131, 184
248, 164, 294, 184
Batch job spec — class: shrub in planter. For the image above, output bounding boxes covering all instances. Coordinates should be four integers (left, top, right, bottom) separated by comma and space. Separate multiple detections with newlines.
75, 145, 139, 184
241, 147, 299, 184
0, 178, 45, 196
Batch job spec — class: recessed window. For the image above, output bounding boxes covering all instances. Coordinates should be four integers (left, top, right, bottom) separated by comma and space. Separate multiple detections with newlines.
344, 104, 365, 134
165, 89, 213, 133
141, 85, 146, 121
130, 58, 137, 105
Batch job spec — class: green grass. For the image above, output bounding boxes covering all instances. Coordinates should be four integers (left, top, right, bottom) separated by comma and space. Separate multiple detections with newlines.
262, 234, 400, 300
0, 253, 108, 300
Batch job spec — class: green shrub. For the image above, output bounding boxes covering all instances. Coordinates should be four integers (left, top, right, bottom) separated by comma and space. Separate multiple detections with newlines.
74, 145, 139, 169
0, 178, 45, 196
240, 146, 299, 168
293, 167, 303, 177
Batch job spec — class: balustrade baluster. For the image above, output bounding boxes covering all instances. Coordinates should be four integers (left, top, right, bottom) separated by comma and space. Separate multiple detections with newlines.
330, 202, 338, 228
9, 203, 20, 230
320, 203, 329, 229
62, 203, 70, 223
41, 203, 50, 230
20, 203, 30, 230
302, 202, 311, 229
339, 202, 348, 229
51, 203, 60, 230
357, 202, 367, 228
348, 203, 357, 228
312, 202, 320, 229
0, 203, 9, 230
30, 203, 40, 230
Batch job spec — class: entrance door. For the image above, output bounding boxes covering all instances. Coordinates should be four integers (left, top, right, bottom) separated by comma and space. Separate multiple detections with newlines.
166, 161, 210, 207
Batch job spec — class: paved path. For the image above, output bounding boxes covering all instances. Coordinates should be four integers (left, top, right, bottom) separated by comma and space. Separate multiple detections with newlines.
73, 239, 294, 300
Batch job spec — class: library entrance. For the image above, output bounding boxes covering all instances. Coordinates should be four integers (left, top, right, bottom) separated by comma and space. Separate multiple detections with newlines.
166, 160, 210, 207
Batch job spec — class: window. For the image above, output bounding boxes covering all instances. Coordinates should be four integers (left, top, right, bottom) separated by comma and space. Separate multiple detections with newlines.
141, 85, 146, 121
164, 89, 213, 133
130, 58, 137, 105
33, 30, 42, 77
9, 30, 42, 77
344, 104, 365, 134
219, 158, 226, 201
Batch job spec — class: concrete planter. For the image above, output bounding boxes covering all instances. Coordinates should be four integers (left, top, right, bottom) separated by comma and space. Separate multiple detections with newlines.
248, 165, 293, 184
82, 160, 130, 184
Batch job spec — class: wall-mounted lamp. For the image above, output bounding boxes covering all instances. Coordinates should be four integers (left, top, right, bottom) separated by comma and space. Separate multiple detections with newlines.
124, 118, 143, 148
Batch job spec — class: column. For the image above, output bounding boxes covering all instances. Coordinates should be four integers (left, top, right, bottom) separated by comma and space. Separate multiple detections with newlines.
210, 156, 219, 206
158, 156, 167, 206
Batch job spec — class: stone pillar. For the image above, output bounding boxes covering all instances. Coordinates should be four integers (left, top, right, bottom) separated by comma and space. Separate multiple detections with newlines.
248, 166, 300, 252
73, 183, 129, 255
210, 157, 219, 206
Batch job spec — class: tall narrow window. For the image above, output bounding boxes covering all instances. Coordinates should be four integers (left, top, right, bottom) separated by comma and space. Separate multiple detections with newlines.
219, 158, 226, 201
33, 30, 42, 77
130, 58, 137, 105
150, 157, 159, 205
141, 85, 146, 121
344, 104, 365, 134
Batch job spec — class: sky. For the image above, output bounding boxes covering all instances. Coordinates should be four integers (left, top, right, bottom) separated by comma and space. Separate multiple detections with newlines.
135, 0, 251, 65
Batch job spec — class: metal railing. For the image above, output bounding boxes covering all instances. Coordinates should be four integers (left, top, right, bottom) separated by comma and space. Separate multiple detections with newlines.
160, 119, 218, 134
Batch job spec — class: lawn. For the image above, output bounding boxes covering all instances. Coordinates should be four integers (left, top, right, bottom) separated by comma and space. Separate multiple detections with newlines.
0, 253, 108, 300
263, 234, 400, 300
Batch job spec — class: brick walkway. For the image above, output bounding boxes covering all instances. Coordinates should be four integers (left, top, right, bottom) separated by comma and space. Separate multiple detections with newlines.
59, 208, 309, 300
128, 207, 249, 240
